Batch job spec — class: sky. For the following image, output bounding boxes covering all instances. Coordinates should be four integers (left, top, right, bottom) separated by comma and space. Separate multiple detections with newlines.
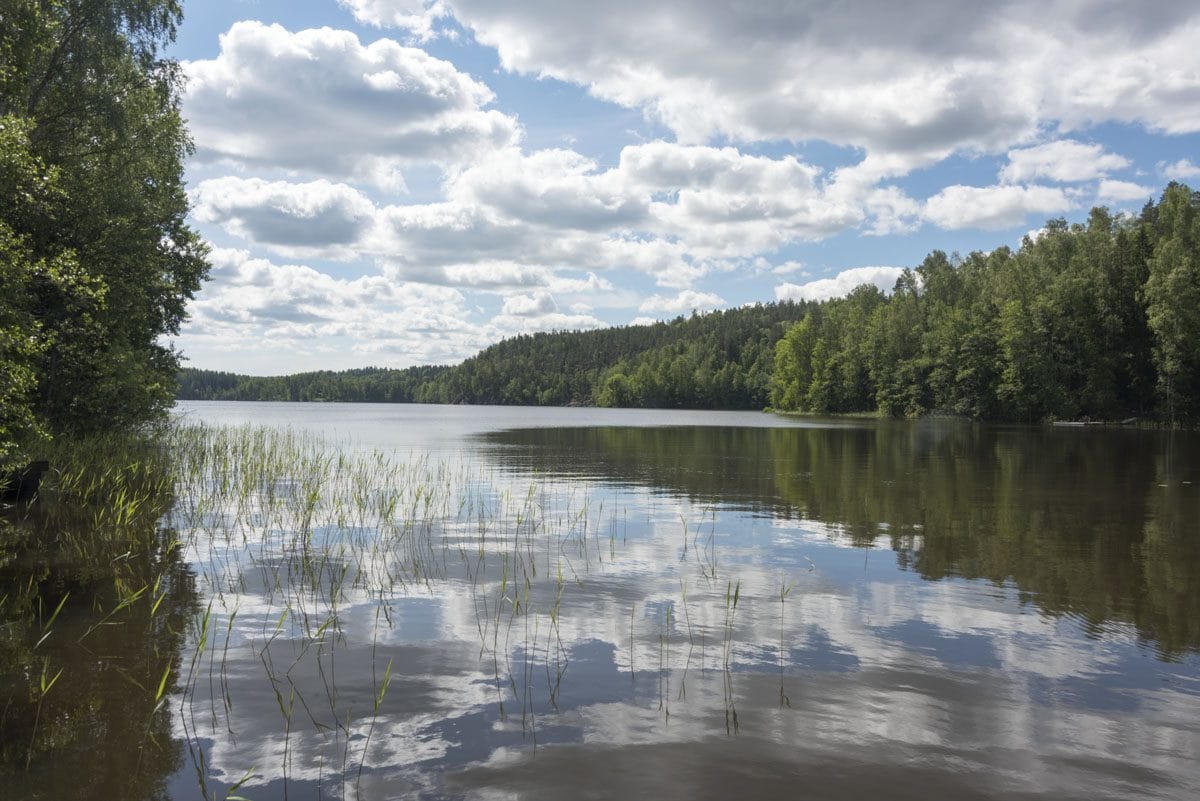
168, 0, 1200, 375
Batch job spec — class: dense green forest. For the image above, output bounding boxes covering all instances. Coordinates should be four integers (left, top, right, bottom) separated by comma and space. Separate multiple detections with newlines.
1, 1, 208, 469
771, 185, 1199, 423
180, 184, 1199, 424
177, 365, 451, 403
179, 301, 814, 407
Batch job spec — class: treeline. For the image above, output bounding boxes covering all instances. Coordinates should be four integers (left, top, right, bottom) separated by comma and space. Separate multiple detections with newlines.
1, 2, 207, 468
424, 302, 808, 407
179, 302, 811, 407
181, 185, 1199, 424
178, 365, 449, 402
771, 184, 1200, 423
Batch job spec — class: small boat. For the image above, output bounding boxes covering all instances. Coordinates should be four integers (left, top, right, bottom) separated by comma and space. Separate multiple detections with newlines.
0, 461, 50, 502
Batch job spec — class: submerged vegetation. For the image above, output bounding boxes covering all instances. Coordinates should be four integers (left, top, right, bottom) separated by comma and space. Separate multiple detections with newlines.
1, 431, 194, 798
179, 185, 1200, 425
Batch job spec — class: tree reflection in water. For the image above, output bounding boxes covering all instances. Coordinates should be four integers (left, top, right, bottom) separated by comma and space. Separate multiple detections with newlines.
480, 422, 1200, 657
1, 464, 198, 801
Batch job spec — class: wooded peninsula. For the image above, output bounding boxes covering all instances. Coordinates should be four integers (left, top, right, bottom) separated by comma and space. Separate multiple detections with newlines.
180, 185, 1200, 425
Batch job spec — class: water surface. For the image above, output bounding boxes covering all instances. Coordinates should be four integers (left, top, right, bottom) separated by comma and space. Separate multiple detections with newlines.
15, 402, 1200, 800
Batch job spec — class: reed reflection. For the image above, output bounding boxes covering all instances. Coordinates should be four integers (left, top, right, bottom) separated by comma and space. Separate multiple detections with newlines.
1, 465, 199, 801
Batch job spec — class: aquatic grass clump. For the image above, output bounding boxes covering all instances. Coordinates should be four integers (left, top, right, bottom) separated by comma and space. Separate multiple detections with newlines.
6, 420, 785, 798
1, 428, 197, 798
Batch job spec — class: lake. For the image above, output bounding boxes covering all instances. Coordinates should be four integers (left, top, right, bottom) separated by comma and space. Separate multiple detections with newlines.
11, 401, 1200, 800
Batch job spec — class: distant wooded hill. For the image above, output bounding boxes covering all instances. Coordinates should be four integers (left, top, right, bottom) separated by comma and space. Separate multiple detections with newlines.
177, 300, 810, 408
179, 184, 1200, 423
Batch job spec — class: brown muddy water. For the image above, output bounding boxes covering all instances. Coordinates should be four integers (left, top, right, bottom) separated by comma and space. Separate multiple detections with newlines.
2, 401, 1199, 800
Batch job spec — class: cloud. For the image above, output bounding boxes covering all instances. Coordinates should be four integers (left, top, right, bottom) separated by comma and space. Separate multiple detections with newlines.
637, 289, 725, 315
490, 289, 605, 332
1096, 179, 1153, 203
361, 0, 1200, 171
1159, 158, 1200, 181
775, 266, 906, 302
546, 272, 614, 294
338, 1, 450, 40
451, 147, 647, 231
180, 249, 613, 370
922, 184, 1075, 230
191, 178, 378, 259
183, 249, 479, 362
859, 186, 922, 235
771, 261, 809, 277
1001, 140, 1131, 183
619, 142, 863, 248
183, 21, 519, 187
202, 142, 888, 289
501, 290, 558, 317
628, 316, 660, 327
443, 142, 863, 258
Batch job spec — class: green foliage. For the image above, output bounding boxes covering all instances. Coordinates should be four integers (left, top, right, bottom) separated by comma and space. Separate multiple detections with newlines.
180, 303, 814, 409
0, 117, 104, 468
1144, 184, 1200, 423
769, 187, 1200, 424
178, 365, 452, 403
417, 304, 806, 408
181, 186, 1198, 424
0, 1, 208, 463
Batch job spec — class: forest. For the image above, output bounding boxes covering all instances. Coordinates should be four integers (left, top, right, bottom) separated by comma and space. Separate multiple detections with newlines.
178, 300, 813, 408
180, 184, 1199, 424
1, 1, 208, 470
771, 185, 1199, 423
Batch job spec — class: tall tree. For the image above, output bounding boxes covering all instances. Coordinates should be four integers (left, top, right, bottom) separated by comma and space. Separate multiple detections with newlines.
1144, 184, 1200, 423
0, 0, 207, 456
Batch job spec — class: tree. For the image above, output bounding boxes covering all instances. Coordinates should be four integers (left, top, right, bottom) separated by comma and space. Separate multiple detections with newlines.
1144, 184, 1200, 423
0, 116, 104, 468
869, 268, 927, 417
770, 313, 818, 411
0, 0, 208, 455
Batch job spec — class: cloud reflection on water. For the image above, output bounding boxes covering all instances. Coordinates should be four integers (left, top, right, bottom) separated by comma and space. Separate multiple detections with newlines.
166, 406, 1200, 800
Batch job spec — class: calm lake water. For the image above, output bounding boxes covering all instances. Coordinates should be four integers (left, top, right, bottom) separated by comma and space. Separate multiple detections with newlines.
15, 401, 1200, 800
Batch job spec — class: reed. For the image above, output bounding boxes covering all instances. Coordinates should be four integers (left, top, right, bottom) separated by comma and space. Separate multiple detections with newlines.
4, 419, 806, 796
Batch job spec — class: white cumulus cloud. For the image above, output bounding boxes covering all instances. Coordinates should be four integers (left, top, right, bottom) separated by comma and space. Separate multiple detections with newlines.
638, 289, 725, 315
191, 178, 378, 259
356, 0, 1200, 173
339, 0, 450, 40
184, 21, 519, 188
1096, 179, 1153, 203
501, 290, 558, 317
775, 267, 906, 302
1159, 159, 1200, 181
922, 184, 1075, 230
1001, 140, 1131, 183
181, 249, 610, 370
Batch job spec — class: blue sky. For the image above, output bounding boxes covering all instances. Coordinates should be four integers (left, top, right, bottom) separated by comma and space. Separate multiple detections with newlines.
169, 1, 1200, 374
